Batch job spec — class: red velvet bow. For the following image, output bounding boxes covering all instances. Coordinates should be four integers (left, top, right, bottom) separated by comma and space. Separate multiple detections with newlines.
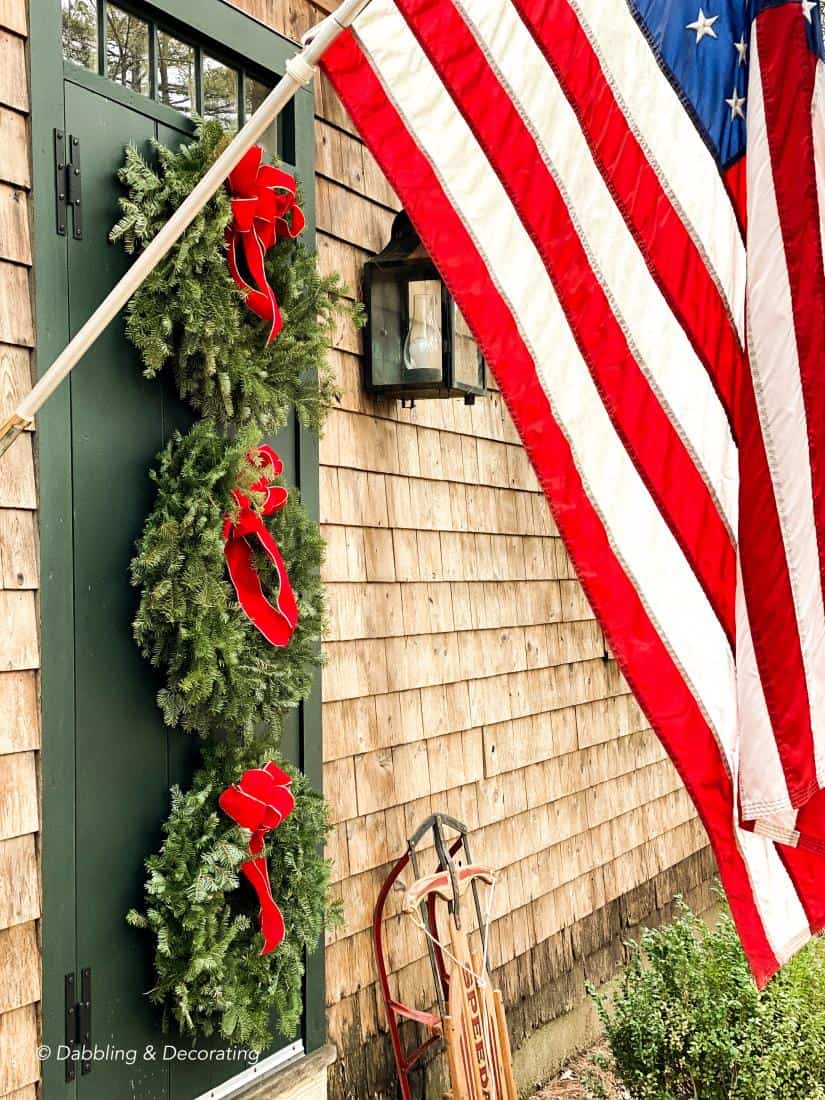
219, 761, 295, 955
223, 445, 299, 647
226, 146, 305, 344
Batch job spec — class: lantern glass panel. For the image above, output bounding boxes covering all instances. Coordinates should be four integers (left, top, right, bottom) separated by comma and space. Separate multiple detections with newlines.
403, 280, 442, 383
452, 300, 482, 390
369, 272, 404, 388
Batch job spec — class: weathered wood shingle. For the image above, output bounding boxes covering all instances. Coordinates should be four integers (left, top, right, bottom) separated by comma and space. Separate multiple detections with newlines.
226, 3, 717, 1095
0, 0, 717, 1095
0, 8, 41, 1098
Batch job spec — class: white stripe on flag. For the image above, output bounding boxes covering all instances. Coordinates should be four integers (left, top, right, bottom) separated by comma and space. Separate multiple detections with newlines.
454, 0, 737, 533
352, 0, 807, 956
734, 567, 805, 963
731, 567, 809, 965
355, 0, 734, 743
736, 554, 801, 833
570, 0, 746, 337
737, 830, 810, 962
814, 61, 825, 299
745, 26, 825, 802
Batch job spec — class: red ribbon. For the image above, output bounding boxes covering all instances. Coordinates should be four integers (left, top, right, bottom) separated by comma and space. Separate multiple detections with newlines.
226, 146, 305, 343
219, 761, 295, 955
223, 445, 298, 647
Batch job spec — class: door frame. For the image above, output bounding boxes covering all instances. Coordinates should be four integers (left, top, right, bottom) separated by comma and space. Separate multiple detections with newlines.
30, 3, 323, 1093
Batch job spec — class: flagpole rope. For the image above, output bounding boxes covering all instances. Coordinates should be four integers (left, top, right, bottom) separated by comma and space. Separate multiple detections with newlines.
408, 875, 499, 1084
408, 873, 498, 989
0, 0, 373, 461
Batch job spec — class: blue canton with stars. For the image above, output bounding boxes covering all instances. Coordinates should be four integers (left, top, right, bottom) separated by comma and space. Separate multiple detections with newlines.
628, 0, 825, 170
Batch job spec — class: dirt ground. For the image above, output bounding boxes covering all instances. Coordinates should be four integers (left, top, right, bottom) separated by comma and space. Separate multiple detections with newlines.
530, 1047, 622, 1099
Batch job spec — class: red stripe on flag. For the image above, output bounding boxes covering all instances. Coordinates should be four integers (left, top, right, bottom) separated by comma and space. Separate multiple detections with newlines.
730, 9, 824, 811
739, 374, 818, 808
392, 0, 736, 641
779, 843, 825, 930
513, 0, 744, 434
723, 157, 748, 236
758, 2, 825, 702
514, 0, 818, 807
321, 28, 785, 984
795, 789, 825, 855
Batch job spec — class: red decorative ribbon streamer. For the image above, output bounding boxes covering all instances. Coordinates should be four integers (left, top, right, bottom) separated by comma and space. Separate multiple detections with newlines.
219, 762, 295, 955
223, 445, 298, 647
226, 145, 305, 343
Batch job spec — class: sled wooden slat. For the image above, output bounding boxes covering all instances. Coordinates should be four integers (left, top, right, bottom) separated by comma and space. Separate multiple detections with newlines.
441, 917, 518, 1100
494, 990, 518, 1100
444, 1013, 468, 1100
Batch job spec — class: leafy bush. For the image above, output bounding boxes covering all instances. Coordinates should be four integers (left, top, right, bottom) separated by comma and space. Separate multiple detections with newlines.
588, 900, 825, 1100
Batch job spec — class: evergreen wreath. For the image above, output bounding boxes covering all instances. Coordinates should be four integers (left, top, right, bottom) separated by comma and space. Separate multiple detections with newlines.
131, 419, 324, 740
110, 120, 353, 434
116, 123, 347, 1051
127, 738, 341, 1050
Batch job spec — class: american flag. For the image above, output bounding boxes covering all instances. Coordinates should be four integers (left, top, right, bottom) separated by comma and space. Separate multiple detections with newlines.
321, 0, 825, 983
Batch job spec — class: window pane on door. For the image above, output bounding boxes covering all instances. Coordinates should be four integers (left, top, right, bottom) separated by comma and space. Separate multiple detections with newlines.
157, 31, 195, 114
245, 75, 276, 157
203, 55, 239, 131
106, 4, 150, 95
62, 0, 98, 71
245, 75, 271, 119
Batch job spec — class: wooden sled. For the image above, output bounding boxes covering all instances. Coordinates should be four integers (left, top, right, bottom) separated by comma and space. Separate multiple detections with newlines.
373, 814, 517, 1100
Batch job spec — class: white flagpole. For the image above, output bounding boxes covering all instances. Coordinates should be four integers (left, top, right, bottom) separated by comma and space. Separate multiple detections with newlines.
0, 0, 370, 460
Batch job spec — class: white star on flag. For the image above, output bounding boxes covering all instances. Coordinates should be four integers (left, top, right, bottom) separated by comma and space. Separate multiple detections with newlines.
725, 87, 746, 120
687, 7, 720, 42
802, 1, 818, 22
735, 34, 748, 64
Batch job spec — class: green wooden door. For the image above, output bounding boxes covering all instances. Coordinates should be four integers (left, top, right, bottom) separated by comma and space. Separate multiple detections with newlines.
32, 4, 321, 1098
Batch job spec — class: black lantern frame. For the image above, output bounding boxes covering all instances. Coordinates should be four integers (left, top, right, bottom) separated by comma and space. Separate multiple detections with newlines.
363, 212, 487, 404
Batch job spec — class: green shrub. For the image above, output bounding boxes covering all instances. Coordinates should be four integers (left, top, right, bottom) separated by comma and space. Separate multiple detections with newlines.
588, 900, 825, 1099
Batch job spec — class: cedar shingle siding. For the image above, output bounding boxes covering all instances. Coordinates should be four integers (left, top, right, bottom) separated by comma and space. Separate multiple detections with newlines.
0, 1, 716, 1095
0, 3, 41, 1098
229, 2, 716, 1094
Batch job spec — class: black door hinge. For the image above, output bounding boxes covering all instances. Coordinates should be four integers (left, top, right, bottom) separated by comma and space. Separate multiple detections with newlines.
55, 129, 83, 240
64, 968, 92, 1081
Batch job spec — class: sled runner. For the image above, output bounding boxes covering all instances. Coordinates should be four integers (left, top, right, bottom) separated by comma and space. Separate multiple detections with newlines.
373, 814, 517, 1100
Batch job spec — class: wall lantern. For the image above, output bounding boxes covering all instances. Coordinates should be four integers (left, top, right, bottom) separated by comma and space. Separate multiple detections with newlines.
364, 212, 487, 406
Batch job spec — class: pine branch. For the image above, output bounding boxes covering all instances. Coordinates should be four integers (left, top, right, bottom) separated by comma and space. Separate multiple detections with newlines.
112, 121, 351, 433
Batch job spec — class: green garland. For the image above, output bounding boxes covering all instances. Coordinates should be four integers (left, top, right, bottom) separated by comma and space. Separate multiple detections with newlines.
117, 123, 346, 1051
110, 120, 349, 434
